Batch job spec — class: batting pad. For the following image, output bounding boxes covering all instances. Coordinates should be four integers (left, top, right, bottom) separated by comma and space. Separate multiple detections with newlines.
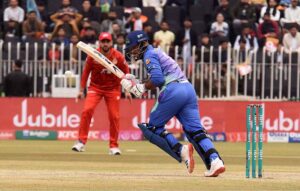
138, 123, 182, 163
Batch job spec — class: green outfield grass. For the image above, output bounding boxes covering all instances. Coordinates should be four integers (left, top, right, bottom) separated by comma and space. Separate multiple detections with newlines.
0, 141, 299, 191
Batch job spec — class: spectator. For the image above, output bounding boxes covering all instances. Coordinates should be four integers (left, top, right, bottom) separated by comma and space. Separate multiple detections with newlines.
283, 24, 300, 53
3, 60, 31, 97
3, 20, 22, 38
175, 18, 198, 64
70, 34, 80, 61
210, 13, 229, 47
96, 0, 116, 13
257, 12, 280, 48
50, 0, 82, 38
4, 0, 24, 23
37, 2, 51, 32
143, 22, 154, 44
142, 0, 167, 23
58, 0, 80, 16
231, 0, 257, 35
259, 0, 281, 23
111, 23, 122, 42
176, 56, 184, 69
234, 24, 258, 50
71, 34, 80, 45
199, 34, 211, 49
209, 37, 230, 95
22, 11, 45, 41
51, 26, 70, 45
80, 0, 101, 22
251, 0, 266, 7
280, 0, 291, 6
197, 33, 212, 63
153, 21, 175, 53
220, 37, 230, 51
213, 37, 229, 62
115, 33, 126, 53
236, 38, 248, 63
80, 26, 97, 44
3, 0, 25, 38
65, 34, 82, 75
281, 0, 300, 26
238, 38, 247, 52
80, 18, 92, 34
51, 12, 80, 39
213, 0, 233, 23
125, 7, 148, 32
48, 41, 61, 61
100, 10, 124, 33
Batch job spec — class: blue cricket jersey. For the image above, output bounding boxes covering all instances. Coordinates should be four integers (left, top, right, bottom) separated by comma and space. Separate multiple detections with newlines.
143, 45, 187, 87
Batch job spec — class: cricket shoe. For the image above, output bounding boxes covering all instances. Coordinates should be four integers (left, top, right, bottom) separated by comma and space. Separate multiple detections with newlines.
109, 147, 121, 155
180, 144, 195, 174
72, 141, 85, 152
204, 157, 225, 177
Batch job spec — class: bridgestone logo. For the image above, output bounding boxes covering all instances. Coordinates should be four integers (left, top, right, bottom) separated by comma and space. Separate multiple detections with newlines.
289, 133, 300, 138
25, 131, 49, 138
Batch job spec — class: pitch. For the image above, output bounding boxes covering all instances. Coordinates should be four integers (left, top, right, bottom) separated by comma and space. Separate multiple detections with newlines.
0, 141, 299, 191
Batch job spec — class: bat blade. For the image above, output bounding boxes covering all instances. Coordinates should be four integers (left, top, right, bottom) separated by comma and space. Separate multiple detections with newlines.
76, 41, 125, 78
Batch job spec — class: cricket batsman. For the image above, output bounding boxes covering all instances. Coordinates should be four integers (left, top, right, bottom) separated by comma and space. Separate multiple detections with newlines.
121, 31, 225, 176
72, 32, 132, 155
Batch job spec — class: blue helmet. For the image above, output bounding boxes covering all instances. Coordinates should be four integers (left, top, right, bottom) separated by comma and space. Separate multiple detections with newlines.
125, 30, 149, 51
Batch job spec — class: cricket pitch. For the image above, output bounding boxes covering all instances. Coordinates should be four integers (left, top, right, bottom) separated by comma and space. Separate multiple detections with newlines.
0, 141, 299, 191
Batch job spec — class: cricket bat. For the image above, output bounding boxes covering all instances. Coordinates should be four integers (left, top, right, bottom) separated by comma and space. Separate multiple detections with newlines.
76, 41, 125, 78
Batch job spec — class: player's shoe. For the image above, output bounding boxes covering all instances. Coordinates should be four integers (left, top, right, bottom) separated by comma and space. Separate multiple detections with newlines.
72, 141, 85, 152
109, 147, 121, 155
180, 144, 195, 174
204, 157, 225, 177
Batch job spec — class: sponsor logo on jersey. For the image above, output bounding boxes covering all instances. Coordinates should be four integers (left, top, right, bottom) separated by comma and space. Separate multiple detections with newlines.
112, 58, 118, 65
146, 59, 150, 65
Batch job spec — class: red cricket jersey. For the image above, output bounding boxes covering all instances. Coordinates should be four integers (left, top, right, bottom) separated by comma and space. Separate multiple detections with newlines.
80, 47, 129, 91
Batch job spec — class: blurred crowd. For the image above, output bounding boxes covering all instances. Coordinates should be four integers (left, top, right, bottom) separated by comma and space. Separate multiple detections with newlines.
1, 0, 300, 62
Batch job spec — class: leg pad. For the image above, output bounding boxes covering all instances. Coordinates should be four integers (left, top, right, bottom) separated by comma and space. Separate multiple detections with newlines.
185, 129, 222, 170
138, 123, 182, 162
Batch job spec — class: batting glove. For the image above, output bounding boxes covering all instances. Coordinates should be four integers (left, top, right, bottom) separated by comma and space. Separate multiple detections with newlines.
130, 83, 146, 98
124, 73, 136, 80
120, 79, 134, 92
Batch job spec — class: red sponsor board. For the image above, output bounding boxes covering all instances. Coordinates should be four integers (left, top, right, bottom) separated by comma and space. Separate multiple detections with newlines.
0, 98, 299, 141
57, 130, 142, 141
226, 132, 268, 142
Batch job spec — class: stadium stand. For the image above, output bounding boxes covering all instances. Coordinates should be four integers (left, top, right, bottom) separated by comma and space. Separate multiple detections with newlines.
1, 0, 300, 100
189, 5, 204, 22
123, 0, 141, 8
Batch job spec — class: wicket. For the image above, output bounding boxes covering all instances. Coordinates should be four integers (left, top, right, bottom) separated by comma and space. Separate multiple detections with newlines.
246, 104, 264, 178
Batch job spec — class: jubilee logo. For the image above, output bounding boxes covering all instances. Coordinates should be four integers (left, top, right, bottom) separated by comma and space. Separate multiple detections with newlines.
12, 99, 94, 128
265, 110, 300, 132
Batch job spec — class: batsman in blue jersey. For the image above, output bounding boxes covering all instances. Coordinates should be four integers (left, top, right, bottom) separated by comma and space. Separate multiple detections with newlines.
121, 31, 225, 177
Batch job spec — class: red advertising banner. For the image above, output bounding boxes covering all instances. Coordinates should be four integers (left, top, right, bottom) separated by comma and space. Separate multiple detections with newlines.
0, 98, 299, 141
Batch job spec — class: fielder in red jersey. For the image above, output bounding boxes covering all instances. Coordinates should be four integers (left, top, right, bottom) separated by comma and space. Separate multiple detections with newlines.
72, 32, 131, 155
